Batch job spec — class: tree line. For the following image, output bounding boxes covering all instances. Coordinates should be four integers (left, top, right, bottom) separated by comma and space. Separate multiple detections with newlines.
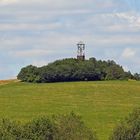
17, 58, 140, 83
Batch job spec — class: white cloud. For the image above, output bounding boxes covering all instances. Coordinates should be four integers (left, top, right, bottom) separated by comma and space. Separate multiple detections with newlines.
0, 0, 18, 5
115, 12, 137, 22
0, 0, 93, 9
0, 22, 62, 31
0, 0, 122, 13
122, 48, 136, 58
9, 49, 53, 57
123, 65, 129, 72
114, 12, 140, 28
32, 60, 49, 67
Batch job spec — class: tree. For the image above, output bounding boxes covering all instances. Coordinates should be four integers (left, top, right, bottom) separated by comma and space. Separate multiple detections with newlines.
134, 73, 140, 81
105, 65, 125, 80
124, 71, 134, 80
53, 112, 97, 140
110, 108, 140, 140
17, 65, 40, 82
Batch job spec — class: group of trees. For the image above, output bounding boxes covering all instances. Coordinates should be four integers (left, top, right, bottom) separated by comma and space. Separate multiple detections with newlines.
17, 58, 139, 83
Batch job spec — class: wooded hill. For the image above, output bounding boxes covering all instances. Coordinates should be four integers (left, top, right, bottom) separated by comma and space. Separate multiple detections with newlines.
17, 57, 139, 83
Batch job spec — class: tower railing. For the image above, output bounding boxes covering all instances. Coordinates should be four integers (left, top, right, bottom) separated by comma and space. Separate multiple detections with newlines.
77, 41, 85, 61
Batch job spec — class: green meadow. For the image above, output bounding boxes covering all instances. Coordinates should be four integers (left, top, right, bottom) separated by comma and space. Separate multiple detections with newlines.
0, 81, 140, 140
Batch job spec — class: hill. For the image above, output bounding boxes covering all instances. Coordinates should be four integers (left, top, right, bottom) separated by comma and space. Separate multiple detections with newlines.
0, 81, 140, 140
17, 58, 137, 83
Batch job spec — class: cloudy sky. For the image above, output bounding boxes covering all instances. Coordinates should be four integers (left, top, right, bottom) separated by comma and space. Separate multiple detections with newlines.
0, 0, 140, 79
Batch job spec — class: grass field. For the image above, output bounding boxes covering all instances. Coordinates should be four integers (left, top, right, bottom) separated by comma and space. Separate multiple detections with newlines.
0, 81, 140, 140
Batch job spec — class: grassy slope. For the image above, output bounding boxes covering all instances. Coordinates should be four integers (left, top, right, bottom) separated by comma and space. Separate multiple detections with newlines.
0, 81, 140, 140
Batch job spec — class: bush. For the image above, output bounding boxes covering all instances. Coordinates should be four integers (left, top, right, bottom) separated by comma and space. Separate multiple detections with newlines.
23, 117, 55, 140
0, 119, 23, 140
110, 108, 140, 140
0, 113, 97, 140
53, 112, 97, 140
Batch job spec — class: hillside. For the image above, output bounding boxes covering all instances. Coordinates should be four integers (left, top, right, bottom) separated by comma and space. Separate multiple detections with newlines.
17, 58, 137, 83
0, 81, 140, 140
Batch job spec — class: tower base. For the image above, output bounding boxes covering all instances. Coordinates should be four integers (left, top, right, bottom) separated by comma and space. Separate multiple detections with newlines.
77, 55, 85, 61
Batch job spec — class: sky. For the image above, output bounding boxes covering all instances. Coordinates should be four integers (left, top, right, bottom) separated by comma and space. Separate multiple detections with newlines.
0, 0, 140, 79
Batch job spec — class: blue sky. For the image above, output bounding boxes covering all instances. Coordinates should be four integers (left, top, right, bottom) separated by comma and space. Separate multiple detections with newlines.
0, 0, 140, 79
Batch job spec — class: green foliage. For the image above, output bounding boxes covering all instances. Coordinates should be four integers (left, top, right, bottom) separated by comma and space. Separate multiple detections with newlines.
110, 108, 140, 140
18, 58, 131, 83
23, 117, 55, 140
0, 119, 23, 140
134, 73, 140, 81
124, 71, 134, 80
53, 112, 96, 140
17, 65, 40, 83
0, 113, 96, 140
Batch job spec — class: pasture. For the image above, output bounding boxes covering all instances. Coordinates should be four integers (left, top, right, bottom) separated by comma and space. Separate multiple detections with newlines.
0, 81, 140, 140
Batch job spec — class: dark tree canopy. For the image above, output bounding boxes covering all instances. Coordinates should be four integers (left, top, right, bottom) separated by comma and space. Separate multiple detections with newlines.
17, 58, 135, 83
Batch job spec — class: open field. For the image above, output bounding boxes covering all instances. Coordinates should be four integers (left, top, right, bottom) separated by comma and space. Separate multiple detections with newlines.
0, 79, 19, 85
0, 81, 140, 140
